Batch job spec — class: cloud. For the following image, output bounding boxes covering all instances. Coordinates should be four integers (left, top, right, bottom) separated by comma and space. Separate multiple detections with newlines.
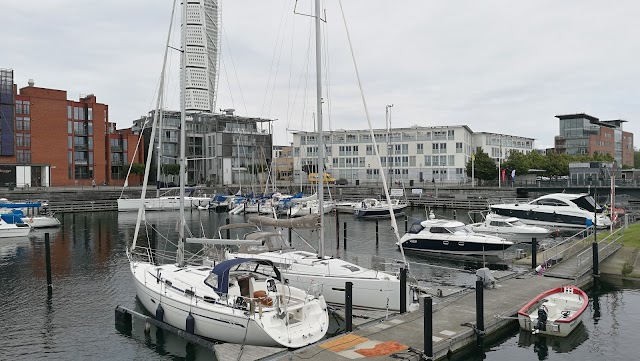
2, 0, 639, 150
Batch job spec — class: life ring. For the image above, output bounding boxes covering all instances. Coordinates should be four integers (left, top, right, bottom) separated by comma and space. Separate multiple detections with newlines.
28, 218, 34, 224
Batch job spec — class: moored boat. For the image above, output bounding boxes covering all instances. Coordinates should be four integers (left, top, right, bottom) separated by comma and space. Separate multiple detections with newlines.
467, 212, 550, 243
517, 285, 589, 337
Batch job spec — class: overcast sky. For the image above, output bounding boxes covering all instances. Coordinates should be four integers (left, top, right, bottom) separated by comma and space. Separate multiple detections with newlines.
3, 0, 639, 149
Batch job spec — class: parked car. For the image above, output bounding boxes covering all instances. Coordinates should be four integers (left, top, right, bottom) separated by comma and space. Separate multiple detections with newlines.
335, 178, 348, 185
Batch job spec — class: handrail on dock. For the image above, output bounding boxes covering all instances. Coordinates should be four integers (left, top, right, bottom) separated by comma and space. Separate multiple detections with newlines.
575, 227, 624, 269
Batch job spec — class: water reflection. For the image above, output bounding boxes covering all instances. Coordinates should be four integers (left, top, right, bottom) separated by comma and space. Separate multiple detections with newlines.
518, 323, 589, 360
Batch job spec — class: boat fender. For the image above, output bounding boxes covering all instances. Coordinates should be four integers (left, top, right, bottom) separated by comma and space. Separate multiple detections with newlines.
186, 312, 195, 334
561, 310, 570, 318
536, 305, 547, 331
155, 304, 165, 322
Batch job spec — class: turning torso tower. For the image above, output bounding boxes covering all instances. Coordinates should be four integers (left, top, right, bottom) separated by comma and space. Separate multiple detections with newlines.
183, 0, 220, 113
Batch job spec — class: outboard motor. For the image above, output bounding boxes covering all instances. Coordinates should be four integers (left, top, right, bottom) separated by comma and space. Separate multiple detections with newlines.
536, 304, 548, 332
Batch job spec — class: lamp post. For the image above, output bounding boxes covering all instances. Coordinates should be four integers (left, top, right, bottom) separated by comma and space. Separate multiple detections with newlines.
386, 104, 394, 187
419, 163, 423, 186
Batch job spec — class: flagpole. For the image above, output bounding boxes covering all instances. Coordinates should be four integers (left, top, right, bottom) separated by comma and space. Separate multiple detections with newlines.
471, 153, 475, 188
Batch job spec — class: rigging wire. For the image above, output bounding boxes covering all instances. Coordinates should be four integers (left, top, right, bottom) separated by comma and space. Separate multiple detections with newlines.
259, 0, 289, 119
220, 19, 248, 116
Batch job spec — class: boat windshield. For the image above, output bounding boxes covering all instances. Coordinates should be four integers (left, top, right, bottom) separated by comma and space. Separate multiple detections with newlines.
408, 223, 424, 234
446, 226, 473, 235
572, 195, 602, 212
509, 220, 525, 227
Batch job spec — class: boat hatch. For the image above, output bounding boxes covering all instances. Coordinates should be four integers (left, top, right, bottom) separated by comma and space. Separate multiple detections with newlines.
341, 265, 360, 272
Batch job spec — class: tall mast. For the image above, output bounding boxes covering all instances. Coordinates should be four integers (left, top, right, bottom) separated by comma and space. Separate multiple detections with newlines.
177, 0, 188, 266
314, 0, 325, 258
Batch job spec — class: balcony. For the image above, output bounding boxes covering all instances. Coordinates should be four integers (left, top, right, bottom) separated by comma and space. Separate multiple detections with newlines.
75, 144, 88, 151
111, 145, 123, 152
75, 159, 89, 165
74, 128, 88, 136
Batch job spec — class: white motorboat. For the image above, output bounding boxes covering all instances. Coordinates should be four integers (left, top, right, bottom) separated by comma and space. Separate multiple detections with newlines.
518, 285, 589, 337
0, 205, 61, 228
128, 1, 328, 348
353, 198, 409, 218
398, 219, 513, 256
218, 215, 417, 311
490, 193, 611, 230
467, 213, 550, 243
0, 218, 31, 238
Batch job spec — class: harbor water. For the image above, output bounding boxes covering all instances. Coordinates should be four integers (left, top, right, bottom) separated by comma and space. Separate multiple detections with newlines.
0, 208, 639, 360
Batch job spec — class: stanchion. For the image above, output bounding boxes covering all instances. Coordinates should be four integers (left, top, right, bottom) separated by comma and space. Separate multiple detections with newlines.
336, 209, 340, 249
226, 218, 230, 239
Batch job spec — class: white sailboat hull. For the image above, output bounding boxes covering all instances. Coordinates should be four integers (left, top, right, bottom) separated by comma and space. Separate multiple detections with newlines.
130, 261, 328, 348
227, 251, 410, 311
118, 197, 213, 212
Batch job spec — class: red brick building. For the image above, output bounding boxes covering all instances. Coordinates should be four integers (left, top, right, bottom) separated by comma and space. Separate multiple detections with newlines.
0, 70, 143, 187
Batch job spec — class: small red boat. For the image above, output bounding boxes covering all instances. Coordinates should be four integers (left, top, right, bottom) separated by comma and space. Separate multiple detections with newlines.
517, 286, 589, 337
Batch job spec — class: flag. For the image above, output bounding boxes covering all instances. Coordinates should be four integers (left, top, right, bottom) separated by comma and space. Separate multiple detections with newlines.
501, 169, 506, 182
511, 169, 516, 180
471, 152, 475, 161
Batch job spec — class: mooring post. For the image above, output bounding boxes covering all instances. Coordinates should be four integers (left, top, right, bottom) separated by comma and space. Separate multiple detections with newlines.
375, 219, 379, 246
335, 209, 340, 249
226, 218, 230, 239
475, 279, 485, 349
45, 232, 52, 295
114, 306, 133, 335
531, 237, 537, 269
592, 241, 599, 276
422, 296, 433, 359
343, 222, 347, 249
404, 216, 408, 233
345, 281, 353, 332
400, 267, 407, 314
288, 227, 292, 246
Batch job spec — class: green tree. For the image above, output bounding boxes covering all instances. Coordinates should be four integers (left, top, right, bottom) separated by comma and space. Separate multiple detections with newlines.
634, 149, 640, 168
162, 163, 181, 176
466, 149, 497, 181
130, 163, 145, 175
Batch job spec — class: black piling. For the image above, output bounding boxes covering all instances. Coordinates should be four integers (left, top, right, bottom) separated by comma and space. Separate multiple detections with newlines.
343, 222, 347, 249
422, 296, 433, 359
225, 218, 230, 239
404, 216, 408, 233
400, 267, 407, 314
453, 210, 457, 220
45, 233, 53, 295
288, 227, 292, 246
345, 281, 353, 332
335, 210, 340, 249
531, 237, 537, 269
592, 242, 599, 276
375, 219, 379, 246
475, 279, 485, 349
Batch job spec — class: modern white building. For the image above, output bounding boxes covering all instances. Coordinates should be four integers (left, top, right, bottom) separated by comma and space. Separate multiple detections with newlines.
292, 126, 535, 185
184, 0, 221, 113
472, 132, 535, 163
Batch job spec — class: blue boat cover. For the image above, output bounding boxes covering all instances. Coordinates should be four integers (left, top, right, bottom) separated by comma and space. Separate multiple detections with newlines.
1, 213, 24, 224
0, 202, 41, 208
209, 258, 280, 294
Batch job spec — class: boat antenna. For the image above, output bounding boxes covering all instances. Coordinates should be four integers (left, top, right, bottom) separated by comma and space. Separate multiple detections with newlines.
337, 0, 406, 265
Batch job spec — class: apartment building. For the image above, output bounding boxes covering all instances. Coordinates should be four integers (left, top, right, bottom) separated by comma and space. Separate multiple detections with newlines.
133, 109, 273, 186
554, 113, 634, 167
292, 125, 536, 185
472, 132, 535, 163
273, 145, 293, 181
0, 69, 142, 187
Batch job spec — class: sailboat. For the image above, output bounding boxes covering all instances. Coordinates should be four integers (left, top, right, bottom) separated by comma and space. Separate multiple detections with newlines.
127, 1, 328, 348
218, 0, 417, 312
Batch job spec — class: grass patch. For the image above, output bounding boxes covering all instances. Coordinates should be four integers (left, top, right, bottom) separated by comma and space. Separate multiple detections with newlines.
619, 223, 640, 248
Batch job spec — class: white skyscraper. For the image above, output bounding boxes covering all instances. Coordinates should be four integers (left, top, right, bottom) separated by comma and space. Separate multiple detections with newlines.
184, 0, 221, 113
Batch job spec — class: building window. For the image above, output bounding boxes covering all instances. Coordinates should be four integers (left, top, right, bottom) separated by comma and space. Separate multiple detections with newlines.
16, 134, 23, 147
68, 105, 72, 119
417, 143, 424, 154
366, 145, 373, 155
424, 155, 431, 166
440, 143, 447, 153
456, 142, 463, 153
24, 134, 30, 147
